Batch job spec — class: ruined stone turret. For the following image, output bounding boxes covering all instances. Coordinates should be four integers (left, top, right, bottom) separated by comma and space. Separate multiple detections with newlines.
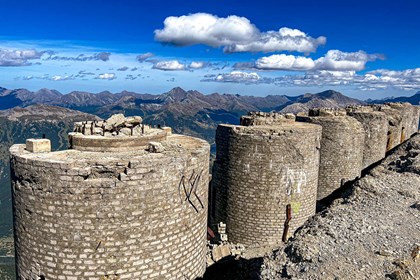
211, 115, 321, 246
239, 111, 295, 126
370, 104, 403, 151
385, 103, 419, 141
346, 106, 388, 169
10, 114, 210, 280
297, 108, 364, 200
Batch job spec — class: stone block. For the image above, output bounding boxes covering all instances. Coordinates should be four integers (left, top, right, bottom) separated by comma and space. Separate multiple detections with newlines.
26, 139, 51, 153
211, 246, 223, 262
220, 245, 231, 257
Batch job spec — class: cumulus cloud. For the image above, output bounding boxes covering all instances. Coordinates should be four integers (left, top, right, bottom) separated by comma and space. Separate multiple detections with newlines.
255, 54, 315, 70
190, 61, 207, 69
202, 67, 420, 91
315, 50, 384, 71
359, 68, 420, 91
50, 75, 74, 81
202, 71, 263, 84
155, 13, 325, 53
137, 52, 154, 62
244, 50, 384, 71
152, 60, 185, 71
16, 74, 74, 81
95, 73, 116, 80
48, 52, 111, 62
0, 48, 47, 66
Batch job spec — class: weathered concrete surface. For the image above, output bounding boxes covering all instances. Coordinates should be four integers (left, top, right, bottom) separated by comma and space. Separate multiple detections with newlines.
297, 110, 365, 200
211, 122, 321, 247
10, 131, 210, 279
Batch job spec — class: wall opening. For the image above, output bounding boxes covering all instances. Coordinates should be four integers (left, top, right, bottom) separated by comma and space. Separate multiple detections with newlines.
386, 131, 392, 151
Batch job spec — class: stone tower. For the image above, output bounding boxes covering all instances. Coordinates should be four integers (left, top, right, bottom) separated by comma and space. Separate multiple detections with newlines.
10, 115, 210, 280
211, 114, 321, 246
346, 106, 388, 169
371, 104, 403, 151
297, 108, 364, 200
386, 103, 420, 141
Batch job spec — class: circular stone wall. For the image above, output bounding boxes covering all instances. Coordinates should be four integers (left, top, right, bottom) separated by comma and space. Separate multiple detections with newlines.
372, 105, 403, 151
347, 111, 388, 169
211, 123, 321, 246
296, 116, 364, 200
10, 134, 209, 280
387, 103, 418, 141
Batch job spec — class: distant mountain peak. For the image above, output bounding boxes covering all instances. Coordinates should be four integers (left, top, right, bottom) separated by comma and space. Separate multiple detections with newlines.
162, 87, 189, 102
317, 90, 342, 98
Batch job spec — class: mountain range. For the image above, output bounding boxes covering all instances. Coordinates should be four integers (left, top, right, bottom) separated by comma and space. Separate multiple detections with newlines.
366, 91, 420, 105
0, 86, 371, 144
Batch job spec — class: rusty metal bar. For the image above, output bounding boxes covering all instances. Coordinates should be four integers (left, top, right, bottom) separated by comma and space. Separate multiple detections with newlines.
282, 204, 292, 242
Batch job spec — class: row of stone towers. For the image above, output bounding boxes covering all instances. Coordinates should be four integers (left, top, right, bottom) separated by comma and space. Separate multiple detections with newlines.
9, 103, 420, 279
210, 102, 420, 247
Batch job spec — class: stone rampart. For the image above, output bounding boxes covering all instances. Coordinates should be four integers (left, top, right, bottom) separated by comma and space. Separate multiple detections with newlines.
386, 102, 419, 140
211, 122, 321, 246
10, 116, 210, 280
346, 107, 388, 168
370, 104, 403, 151
296, 111, 364, 200
240, 112, 295, 126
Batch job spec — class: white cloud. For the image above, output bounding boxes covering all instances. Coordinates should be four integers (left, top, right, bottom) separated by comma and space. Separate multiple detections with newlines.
315, 50, 384, 71
51, 75, 74, 81
208, 71, 262, 84
202, 68, 420, 91
252, 50, 383, 71
0, 48, 46, 66
359, 68, 420, 90
190, 61, 206, 69
137, 52, 154, 62
155, 13, 325, 53
48, 52, 111, 62
255, 54, 315, 70
95, 73, 116, 80
152, 60, 185, 71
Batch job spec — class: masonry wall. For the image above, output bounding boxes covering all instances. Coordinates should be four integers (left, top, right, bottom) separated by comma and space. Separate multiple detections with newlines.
346, 111, 388, 169
296, 115, 364, 200
387, 103, 419, 140
10, 135, 210, 280
211, 123, 321, 246
371, 105, 403, 151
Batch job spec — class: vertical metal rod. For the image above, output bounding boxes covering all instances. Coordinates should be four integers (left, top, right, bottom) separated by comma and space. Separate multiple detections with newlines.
282, 204, 292, 242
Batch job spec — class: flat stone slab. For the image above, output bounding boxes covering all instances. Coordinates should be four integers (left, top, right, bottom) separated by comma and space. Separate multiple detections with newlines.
26, 139, 51, 153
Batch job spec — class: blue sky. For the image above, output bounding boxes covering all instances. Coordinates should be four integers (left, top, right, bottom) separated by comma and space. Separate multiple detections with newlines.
0, 0, 419, 99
